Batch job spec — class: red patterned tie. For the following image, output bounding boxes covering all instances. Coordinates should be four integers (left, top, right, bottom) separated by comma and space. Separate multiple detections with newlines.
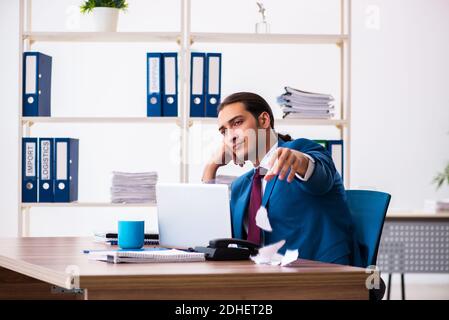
247, 167, 263, 245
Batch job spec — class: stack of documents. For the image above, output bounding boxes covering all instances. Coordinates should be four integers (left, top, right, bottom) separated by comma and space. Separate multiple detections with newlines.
94, 232, 159, 246
277, 86, 335, 119
110, 171, 158, 204
436, 199, 449, 213
86, 248, 205, 264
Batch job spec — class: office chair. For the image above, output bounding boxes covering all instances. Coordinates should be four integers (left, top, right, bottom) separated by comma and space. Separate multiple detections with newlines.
346, 189, 391, 300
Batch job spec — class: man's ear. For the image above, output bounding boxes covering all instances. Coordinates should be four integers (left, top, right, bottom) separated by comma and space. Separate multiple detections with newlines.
258, 111, 271, 129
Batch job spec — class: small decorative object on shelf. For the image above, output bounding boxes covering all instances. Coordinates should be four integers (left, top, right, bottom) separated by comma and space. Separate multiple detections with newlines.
255, 2, 270, 34
80, 0, 128, 32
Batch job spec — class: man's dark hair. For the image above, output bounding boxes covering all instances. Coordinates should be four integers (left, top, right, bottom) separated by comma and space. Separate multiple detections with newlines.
218, 92, 292, 141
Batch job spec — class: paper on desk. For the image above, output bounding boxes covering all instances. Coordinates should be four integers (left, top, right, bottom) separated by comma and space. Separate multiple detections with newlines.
250, 239, 285, 264
280, 249, 299, 266
250, 240, 299, 266
255, 206, 272, 232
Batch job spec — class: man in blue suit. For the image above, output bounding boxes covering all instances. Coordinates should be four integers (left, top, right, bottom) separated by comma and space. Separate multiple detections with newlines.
202, 92, 362, 267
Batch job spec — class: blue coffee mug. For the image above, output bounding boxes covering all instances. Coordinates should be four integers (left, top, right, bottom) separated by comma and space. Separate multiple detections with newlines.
118, 220, 145, 249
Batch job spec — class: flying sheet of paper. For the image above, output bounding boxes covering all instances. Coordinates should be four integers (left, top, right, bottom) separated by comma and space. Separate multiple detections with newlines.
250, 239, 285, 264
259, 145, 278, 181
255, 206, 272, 232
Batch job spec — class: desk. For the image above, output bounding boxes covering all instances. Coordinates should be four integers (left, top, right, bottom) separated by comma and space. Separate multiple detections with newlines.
378, 212, 449, 299
0, 237, 369, 300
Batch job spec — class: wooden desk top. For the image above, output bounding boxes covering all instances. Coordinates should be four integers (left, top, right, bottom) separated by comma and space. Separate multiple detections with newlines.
0, 237, 369, 300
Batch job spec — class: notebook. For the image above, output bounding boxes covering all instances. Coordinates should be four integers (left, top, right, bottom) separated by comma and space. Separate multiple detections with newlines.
87, 248, 205, 264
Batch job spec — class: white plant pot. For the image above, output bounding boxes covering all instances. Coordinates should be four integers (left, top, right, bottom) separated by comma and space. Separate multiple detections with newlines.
90, 7, 119, 32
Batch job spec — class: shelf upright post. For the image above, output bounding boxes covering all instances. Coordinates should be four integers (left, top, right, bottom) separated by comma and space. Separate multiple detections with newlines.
18, 0, 33, 237
180, 0, 192, 183
340, 0, 351, 188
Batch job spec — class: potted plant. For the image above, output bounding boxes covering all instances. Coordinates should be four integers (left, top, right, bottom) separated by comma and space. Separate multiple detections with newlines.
433, 162, 449, 190
433, 133, 449, 212
80, 0, 128, 32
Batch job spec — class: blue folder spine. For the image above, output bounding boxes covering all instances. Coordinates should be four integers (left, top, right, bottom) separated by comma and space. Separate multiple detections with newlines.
327, 140, 344, 181
38, 138, 55, 202
22, 52, 52, 117
189, 52, 206, 117
54, 138, 79, 203
22, 138, 38, 203
205, 53, 222, 118
146, 53, 163, 117
162, 52, 178, 117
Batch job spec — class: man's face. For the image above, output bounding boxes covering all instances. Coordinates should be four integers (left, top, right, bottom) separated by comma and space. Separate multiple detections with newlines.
218, 102, 269, 164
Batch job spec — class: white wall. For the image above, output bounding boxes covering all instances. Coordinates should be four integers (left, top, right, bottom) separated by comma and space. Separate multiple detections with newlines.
1, 0, 448, 236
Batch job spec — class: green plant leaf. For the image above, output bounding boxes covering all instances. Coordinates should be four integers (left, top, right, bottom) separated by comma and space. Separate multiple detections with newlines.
80, 0, 128, 14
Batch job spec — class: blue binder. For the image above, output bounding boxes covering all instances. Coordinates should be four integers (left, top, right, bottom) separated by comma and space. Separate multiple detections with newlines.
22, 138, 38, 203
38, 138, 55, 202
146, 53, 163, 117
189, 52, 206, 117
23, 52, 52, 117
205, 53, 222, 117
327, 140, 344, 181
162, 52, 178, 117
54, 138, 79, 203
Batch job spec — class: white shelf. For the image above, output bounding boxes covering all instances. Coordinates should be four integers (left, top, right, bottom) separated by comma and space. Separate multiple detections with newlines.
21, 116, 180, 125
23, 31, 180, 43
17, 0, 352, 237
21, 202, 156, 208
191, 32, 348, 45
190, 117, 348, 127
22, 32, 347, 45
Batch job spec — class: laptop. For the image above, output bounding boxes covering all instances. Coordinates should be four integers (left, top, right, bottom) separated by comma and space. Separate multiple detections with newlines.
155, 183, 233, 249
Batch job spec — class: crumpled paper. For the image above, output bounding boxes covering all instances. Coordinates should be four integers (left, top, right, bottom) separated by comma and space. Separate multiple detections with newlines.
250, 240, 299, 266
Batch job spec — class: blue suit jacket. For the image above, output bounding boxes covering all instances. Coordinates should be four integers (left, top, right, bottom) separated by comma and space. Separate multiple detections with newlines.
230, 138, 363, 267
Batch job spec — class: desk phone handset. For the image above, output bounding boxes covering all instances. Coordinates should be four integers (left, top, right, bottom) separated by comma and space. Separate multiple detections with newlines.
194, 238, 260, 261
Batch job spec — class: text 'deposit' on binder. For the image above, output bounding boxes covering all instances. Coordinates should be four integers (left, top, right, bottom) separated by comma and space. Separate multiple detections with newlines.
39, 138, 55, 202
54, 138, 79, 203
23, 52, 52, 117
22, 137, 38, 203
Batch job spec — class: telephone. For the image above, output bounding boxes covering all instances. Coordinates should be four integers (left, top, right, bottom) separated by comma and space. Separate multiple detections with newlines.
194, 238, 260, 261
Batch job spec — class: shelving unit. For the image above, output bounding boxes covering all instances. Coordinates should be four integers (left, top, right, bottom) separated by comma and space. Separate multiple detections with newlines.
17, 0, 351, 237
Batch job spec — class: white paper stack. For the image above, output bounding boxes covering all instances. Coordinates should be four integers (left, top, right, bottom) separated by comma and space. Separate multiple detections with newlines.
110, 171, 158, 204
277, 86, 335, 119
436, 199, 449, 213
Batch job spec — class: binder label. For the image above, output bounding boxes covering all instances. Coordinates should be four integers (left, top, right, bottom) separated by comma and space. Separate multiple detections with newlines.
164, 57, 176, 95
25, 55, 36, 94
25, 142, 36, 177
208, 56, 220, 94
192, 56, 204, 96
41, 140, 51, 180
148, 57, 160, 94
56, 142, 67, 180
